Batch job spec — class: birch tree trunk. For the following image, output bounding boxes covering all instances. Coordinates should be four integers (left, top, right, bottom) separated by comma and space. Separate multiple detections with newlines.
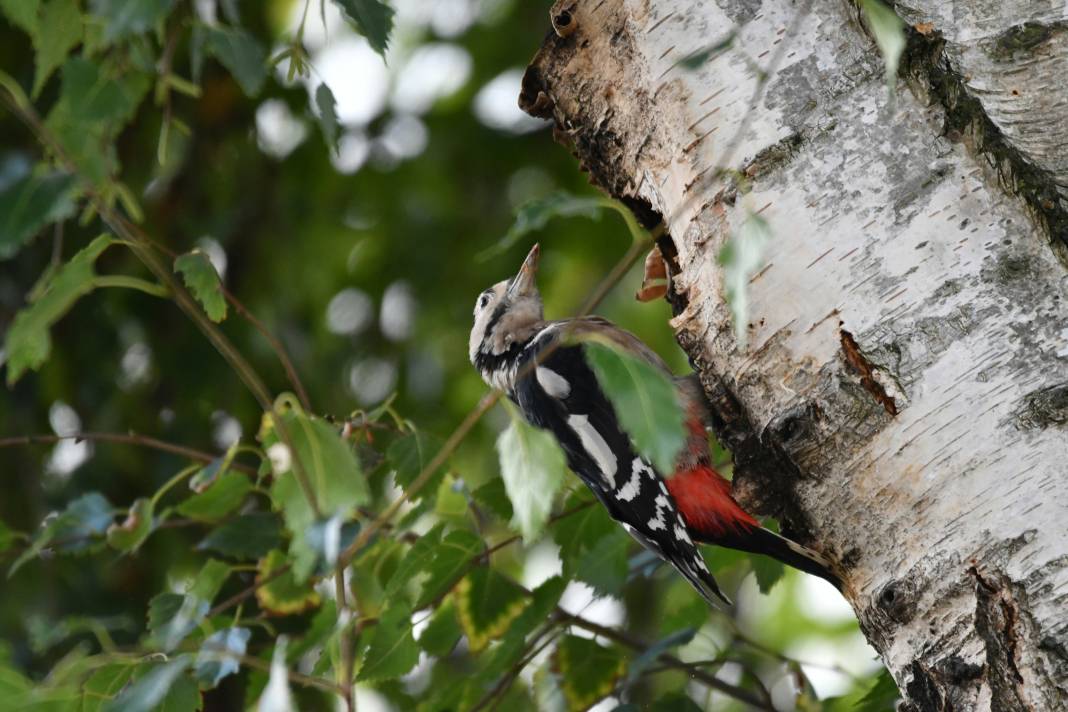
519, 1, 1068, 709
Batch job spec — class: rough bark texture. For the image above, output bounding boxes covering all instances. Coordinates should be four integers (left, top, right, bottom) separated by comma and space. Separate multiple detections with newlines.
520, 0, 1068, 709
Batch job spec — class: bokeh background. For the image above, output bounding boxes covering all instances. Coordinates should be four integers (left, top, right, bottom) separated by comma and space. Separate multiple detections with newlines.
0, 0, 883, 708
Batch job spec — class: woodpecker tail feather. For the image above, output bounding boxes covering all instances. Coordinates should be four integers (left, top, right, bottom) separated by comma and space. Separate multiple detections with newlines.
712, 526, 841, 590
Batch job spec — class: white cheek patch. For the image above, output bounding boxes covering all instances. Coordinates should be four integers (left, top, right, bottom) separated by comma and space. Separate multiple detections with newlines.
567, 414, 617, 489
536, 367, 571, 399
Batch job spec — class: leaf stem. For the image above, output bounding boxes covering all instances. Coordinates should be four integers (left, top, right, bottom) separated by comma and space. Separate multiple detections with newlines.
92, 275, 169, 298
149, 463, 201, 508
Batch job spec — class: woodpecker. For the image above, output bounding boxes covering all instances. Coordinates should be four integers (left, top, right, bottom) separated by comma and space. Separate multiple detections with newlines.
470, 244, 839, 606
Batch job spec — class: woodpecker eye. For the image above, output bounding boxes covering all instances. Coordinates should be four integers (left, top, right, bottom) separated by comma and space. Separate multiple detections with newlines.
478, 293, 491, 310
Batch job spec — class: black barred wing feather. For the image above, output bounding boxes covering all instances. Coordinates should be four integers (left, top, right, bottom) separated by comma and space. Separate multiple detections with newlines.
512, 325, 730, 606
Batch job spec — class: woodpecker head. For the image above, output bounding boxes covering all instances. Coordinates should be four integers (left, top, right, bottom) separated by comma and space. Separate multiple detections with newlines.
469, 244, 545, 374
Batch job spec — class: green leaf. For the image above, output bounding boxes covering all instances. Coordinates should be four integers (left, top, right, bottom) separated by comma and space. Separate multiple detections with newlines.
101, 658, 190, 712
190, 558, 231, 601
479, 576, 566, 680
195, 626, 250, 688
680, 31, 736, 69
574, 530, 629, 597
750, 553, 785, 594
198, 512, 283, 560
552, 635, 625, 711
860, 0, 906, 96
89, 0, 176, 43
0, 169, 77, 259
105, 498, 154, 552
80, 663, 138, 712
331, 0, 395, 57
256, 549, 320, 615
32, 0, 82, 97
384, 525, 482, 608
148, 560, 230, 650
201, 25, 266, 96
315, 83, 340, 153
472, 478, 513, 522
718, 210, 772, 349
553, 493, 615, 572
478, 191, 604, 260
496, 411, 566, 542
0, 0, 40, 34
583, 340, 685, 474
855, 669, 900, 712
61, 57, 144, 122
418, 600, 462, 657
359, 600, 419, 681
263, 405, 369, 580
9, 492, 115, 576
173, 250, 227, 322
455, 567, 529, 652
4, 234, 114, 386
176, 472, 251, 521
387, 429, 443, 495
622, 627, 696, 689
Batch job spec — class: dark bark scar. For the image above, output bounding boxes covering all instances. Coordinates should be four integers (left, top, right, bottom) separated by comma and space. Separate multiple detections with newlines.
840, 329, 899, 416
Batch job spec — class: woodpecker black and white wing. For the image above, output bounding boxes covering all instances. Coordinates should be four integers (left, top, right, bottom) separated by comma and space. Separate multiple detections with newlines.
512, 324, 730, 607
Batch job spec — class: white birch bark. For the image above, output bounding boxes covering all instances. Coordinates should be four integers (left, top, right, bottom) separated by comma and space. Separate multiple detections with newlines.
520, 0, 1068, 709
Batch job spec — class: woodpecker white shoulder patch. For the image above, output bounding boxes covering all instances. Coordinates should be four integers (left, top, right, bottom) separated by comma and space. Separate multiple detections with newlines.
673, 522, 693, 546
536, 367, 571, 399
567, 414, 617, 489
647, 493, 670, 531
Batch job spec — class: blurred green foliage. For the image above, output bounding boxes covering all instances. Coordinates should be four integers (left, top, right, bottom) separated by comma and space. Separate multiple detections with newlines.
0, 0, 891, 709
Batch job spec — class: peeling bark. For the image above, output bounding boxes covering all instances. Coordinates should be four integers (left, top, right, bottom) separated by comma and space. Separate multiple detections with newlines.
521, 0, 1068, 709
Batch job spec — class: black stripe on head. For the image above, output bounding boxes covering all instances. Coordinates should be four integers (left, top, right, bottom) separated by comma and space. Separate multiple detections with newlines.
480, 299, 510, 347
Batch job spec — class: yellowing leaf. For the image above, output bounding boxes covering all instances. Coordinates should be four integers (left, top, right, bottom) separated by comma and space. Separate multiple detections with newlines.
455, 567, 529, 652
553, 635, 625, 711
105, 498, 154, 552
256, 549, 320, 615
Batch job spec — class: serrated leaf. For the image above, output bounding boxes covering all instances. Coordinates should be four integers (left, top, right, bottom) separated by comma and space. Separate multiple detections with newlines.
575, 530, 630, 597
472, 478, 513, 522
479, 192, 604, 260
622, 627, 696, 689
553, 635, 625, 711
496, 412, 566, 542
32, 0, 82, 97
256, 549, 320, 615
855, 669, 900, 712
418, 600, 461, 657
455, 567, 529, 652
0, 0, 40, 34
384, 525, 481, 608
0, 169, 76, 259
750, 553, 785, 594
480, 576, 566, 680
718, 210, 772, 349
315, 83, 340, 153
553, 493, 615, 573
89, 0, 176, 43
105, 498, 154, 552
195, 626, 250, 688
360, 601, 419, 681
387, 429, 443, 494
173, 250, 227, 322
8, 492, 115, 576
263, 406, 368, 580
582, 340, 685, 474
101, 658, 190, 712
198, 512, 283, 560
61, 57, 144, 122
4, 234, 113, 385
177, 472, 250, 521
331, 0, 394, 57
80, 663, 138, 712
860, 0, 906, 97
201, 25, 266, 96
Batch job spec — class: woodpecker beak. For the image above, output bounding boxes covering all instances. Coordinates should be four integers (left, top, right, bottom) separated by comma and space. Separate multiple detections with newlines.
509, 243, 540, 297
